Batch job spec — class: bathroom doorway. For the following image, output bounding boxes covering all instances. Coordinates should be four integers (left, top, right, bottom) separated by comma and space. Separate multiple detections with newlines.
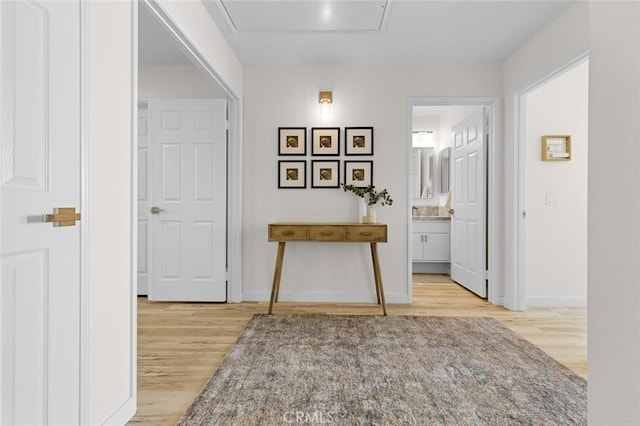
407, 97, 500, 305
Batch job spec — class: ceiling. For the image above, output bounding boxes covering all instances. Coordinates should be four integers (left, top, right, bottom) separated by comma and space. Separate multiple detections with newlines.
138, 0, 574, 67
200, 0, 574, 65
139, 4, 192, 65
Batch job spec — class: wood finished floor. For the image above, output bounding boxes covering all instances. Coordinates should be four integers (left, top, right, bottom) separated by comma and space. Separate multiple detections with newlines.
129, 274, 587, 425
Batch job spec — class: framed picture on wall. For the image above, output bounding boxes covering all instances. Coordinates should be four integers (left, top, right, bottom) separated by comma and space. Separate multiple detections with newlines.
344, 161, 373, 187
278, 127, 307, 155
311, 160, 340, 188
345, 127, 373, 155
311, 127, 340, 156
278, 161, 307, 188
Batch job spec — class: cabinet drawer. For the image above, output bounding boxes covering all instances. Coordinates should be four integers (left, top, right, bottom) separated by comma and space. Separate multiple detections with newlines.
309, 226, 346, 241
412, 220, 450, 234
346, 225, 387, 242
269, 225, 309, 241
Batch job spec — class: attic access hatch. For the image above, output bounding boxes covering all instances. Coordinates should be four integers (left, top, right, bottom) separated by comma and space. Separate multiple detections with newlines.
219, 0, 390, 32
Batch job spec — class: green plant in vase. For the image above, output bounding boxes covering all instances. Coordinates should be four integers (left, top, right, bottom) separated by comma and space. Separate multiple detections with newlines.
342, 184, 393, 223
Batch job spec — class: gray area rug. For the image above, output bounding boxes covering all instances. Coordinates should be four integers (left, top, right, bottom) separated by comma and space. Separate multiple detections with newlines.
179, 315, 586, 425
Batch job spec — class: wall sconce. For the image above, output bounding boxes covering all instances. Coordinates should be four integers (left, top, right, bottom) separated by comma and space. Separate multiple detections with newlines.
319, 91, 332, 118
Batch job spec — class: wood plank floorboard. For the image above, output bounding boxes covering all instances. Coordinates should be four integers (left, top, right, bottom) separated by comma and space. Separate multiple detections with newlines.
128, 274, 587, 425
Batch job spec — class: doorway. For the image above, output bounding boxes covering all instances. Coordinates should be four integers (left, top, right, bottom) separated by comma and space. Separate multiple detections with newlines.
516, 57, 589, 309
407, 97, 501, 306
136, 0, 242, 302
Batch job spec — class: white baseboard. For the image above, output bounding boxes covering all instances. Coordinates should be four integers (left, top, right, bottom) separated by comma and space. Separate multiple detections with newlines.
101, 396, 136, 425
526, 297, 587, 308
242, 291, 411, 304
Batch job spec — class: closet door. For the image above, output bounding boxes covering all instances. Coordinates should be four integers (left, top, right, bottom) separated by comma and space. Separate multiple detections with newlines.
147, 99, 227, 301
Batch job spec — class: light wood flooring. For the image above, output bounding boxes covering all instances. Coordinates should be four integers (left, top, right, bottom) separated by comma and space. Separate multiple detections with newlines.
129, 274, 587, 425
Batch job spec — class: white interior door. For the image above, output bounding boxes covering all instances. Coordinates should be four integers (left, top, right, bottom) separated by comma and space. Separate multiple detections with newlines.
137, 104, 150, 295
148, 99, 227, 301
450, 110, 487, 297
1, 1, 81, 424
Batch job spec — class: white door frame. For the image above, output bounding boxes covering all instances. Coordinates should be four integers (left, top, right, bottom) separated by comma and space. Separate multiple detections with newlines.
510, 52, 589, 311
138, 0, 243, 303
407, 97, 501, 306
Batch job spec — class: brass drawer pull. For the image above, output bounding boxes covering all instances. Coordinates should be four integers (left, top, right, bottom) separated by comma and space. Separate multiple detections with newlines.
282, 230, 294, 236
320, 231, 333, 236
360, 232, 373, 236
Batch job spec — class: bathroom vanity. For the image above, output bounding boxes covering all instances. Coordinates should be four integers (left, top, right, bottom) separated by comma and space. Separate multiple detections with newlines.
411, 215, 450, 274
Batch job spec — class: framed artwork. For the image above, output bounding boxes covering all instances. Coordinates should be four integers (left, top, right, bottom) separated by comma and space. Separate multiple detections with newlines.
311, 160, 340, 188
311, 127, 340, 156
344, 161, 373, 187
278, 127, 306, 155
278, 161, 306, 188
542, 135, 572, 161
345, 127, 373, 155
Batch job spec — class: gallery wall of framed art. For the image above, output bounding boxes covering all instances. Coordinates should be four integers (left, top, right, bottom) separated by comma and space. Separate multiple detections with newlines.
276, 126, 375, 189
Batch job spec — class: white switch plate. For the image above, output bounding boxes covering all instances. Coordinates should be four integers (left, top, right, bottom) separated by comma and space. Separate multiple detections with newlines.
545, 192, 559, 206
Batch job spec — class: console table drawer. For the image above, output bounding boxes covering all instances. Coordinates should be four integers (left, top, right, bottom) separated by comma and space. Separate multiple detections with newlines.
347, 225, 387, 242
269, 225, 309, 241
309, 226, 346, 241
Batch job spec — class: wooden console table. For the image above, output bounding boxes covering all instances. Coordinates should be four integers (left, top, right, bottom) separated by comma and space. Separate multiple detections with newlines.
268, 222, 388, 315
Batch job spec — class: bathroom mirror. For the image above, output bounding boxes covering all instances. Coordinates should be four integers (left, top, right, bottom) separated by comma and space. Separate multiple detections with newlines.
411, 147, 434, 199
440, 147, 451, 193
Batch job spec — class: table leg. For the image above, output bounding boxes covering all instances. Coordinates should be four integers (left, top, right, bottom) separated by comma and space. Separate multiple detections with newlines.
370, 242, 387, 316
269, 242, 287, 314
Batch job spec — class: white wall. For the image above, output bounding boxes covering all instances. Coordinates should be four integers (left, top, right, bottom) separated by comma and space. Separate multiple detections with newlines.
588, 2, 640, 423
502, 2, 589, 308
86, 1, 135, 423
139, 65, 227, 98
243, 63, 502, 303
525, 60, 588, 307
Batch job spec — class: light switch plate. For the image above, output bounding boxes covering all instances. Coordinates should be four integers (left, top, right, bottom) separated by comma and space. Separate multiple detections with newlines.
545, 193, 559, 206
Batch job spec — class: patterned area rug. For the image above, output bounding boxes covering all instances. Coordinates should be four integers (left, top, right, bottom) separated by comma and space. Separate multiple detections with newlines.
179, 315, 586, 425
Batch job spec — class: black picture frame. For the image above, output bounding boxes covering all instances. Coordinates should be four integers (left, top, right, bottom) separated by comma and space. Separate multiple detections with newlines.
278, 160, 307, 188
311, 160, 340, 188
311, 127, 340, 156
345, 127, 374, 156
344, 161, 373, 187
278, 127, 307, 156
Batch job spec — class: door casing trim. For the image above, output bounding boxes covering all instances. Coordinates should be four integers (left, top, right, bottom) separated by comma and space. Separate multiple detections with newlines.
407, 96, 501, 306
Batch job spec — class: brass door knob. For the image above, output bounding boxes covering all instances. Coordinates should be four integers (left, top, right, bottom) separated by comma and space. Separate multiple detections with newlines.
150, 207, 165, 214
44, 207, 81, 227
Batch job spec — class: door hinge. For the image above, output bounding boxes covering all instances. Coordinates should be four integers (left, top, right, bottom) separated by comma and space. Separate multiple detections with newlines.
225, 268, 230, 281
485, 270, 489, 280
522, 211, 526, 219
225, 120, 230, 130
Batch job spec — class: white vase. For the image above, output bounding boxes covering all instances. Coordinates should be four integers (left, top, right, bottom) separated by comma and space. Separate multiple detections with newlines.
366, 205, 377, 224
358, 199, 367, 223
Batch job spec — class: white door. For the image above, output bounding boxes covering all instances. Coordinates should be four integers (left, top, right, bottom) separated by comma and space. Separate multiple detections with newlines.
137, 105, 150, 295
1, 1, 81, 424
148, 99, 227, 301
450, 110, 487, 297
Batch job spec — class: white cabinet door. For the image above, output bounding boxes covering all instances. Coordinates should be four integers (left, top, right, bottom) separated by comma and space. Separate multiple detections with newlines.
412, 233, 425, 261
148, 99, 227, 302
1, 1, 81, 423
424, 233, 451, 262
451, 111, 487, 297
